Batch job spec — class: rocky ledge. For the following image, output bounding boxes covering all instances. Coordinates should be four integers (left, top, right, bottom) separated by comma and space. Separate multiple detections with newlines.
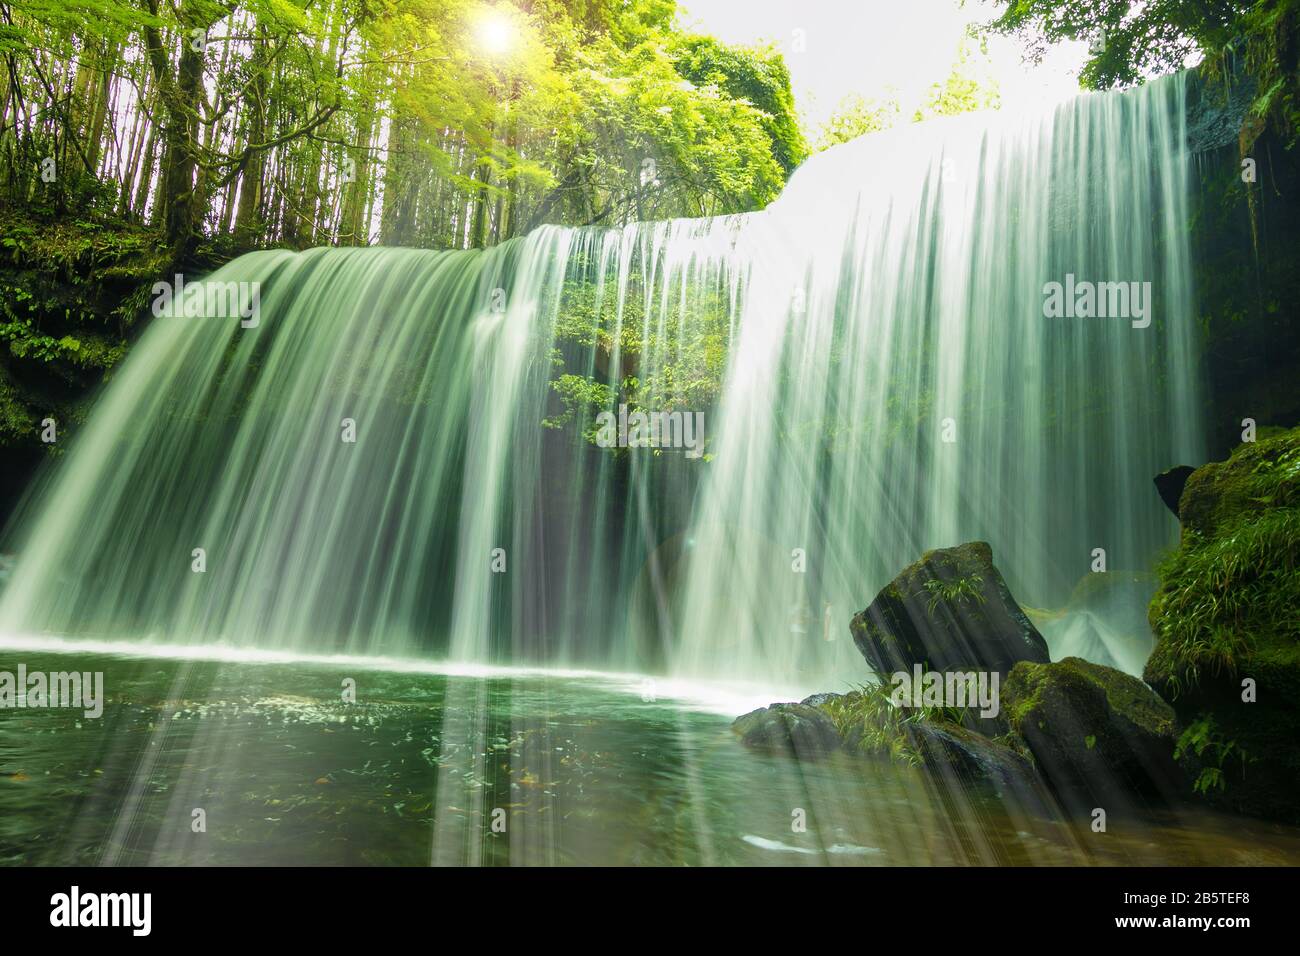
737, 430, 1300, 825
735, 539, 1187, 822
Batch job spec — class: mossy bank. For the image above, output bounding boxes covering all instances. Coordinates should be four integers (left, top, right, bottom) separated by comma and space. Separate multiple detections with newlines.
1145, 426, 1300, 821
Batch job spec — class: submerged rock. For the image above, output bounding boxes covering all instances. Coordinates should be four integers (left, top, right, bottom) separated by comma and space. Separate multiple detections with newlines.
731, 703, 842, 757
1145, 427, 1300, 822
1153, 465, 1196, 518
849, 541, 1050, 681
1003, 657, 1182, 815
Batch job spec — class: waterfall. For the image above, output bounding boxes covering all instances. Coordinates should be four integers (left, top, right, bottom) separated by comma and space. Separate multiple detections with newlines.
0, 74, 1200, 691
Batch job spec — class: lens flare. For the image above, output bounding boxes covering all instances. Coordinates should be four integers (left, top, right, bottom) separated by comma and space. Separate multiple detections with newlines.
476, 11, 517, 57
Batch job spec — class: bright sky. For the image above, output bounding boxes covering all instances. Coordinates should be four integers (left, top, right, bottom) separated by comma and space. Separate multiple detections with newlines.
677, 0, 1092, 129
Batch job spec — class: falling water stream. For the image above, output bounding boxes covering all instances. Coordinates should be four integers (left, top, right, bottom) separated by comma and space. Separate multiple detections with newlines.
1, 73, 1260, 866
0, 73, 1200, 679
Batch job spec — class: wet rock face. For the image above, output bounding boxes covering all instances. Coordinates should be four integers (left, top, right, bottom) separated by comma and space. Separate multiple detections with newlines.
731, 703, 842, 757
849, 541, 1050, 681
1185, 71, 1255, 154
899, 720, 1051, 811
731, 690, 1045, 802
1003, 657, 1182, 815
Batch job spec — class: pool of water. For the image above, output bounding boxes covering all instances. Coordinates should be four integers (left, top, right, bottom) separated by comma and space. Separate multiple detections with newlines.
3, 649, 1299, 866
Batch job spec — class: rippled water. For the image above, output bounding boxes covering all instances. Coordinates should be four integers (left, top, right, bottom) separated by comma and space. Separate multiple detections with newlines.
2, 651, 1298, 866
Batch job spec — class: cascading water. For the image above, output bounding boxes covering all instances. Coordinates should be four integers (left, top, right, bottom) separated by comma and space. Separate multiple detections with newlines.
672, 73, 1201, 686
0, 74, 1200, 693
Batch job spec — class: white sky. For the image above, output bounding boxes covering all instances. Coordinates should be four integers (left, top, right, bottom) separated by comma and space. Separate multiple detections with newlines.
676, 0, 1092, 129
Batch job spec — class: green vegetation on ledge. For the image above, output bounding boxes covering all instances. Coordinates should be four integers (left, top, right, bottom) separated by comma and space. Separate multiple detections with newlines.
1146, 425, 1300, 821
0, 208, 171, 448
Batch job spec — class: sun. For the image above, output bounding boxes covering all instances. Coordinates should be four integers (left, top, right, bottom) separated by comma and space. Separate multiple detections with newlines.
476, 10, 518, 58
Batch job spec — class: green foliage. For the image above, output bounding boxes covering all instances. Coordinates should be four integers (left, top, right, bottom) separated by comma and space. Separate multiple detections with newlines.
546, 259, 731, 449
672, 34, 808, 176
1174, 714, 1251, 794
1145, 429, 1300, 822
3, 0, 806, 252
818, 684, 922, 765
818, 682, 966, 766
1, 0, 806, 446
1232, 0, 1300, 145
541, 372, 615, 440
1151, 511, 1300, 690
912, 36, 1002, 121
1148, 430, 1300, 695
921, 573, 986, 614
985, 0, 1298, 143
815, 37, 999, 151
817, 95, 901, 150
0, 208, 169, 446
557, 28, 794, 221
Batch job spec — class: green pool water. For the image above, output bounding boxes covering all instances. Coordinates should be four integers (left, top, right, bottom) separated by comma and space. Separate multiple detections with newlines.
3, 651, 1299, 866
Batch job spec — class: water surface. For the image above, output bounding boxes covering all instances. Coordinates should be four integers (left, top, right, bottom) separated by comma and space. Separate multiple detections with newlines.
3, 650, 1297, 866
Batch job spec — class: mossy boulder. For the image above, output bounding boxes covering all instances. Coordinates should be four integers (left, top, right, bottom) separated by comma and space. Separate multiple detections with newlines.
1145, 427, 1300, 821
1003, 657, 1182, 816
1172, 428, 1300, 539
733, 688, 1049, 810
849, 541, 1050, 681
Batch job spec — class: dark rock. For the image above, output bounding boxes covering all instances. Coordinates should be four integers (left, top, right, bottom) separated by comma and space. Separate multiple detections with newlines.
800, 692, 843, 708
1153, 465, 1196, 518
849, 541, 1050, 682
900, 720, 1049, 809
732, 703, 841, 758
1185, 69, 1255, 154
738, 686, 1054, 815
1004, 657, 1183, 816
1146, 427, 1300, 822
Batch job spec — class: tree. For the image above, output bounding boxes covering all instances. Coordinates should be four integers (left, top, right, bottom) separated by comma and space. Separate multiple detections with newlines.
1, 0, 808, 257
912, 37, 1001, 122
814, 37, 999, 152
984, 0, 1298, 146
817, 95, 901, 150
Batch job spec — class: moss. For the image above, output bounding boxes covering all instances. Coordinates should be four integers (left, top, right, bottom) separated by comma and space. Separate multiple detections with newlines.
0, 207, 173, 451
1003, 664, 1048, 728
1145, 427, 1300, 821
1005, 659, 1118, 736
0, 373, 35, 440
1148, 428, 1300, 696
811, 684, 1032, 788
1069, 658, 1176, 737
1002, 657, 1181, 811
1175, 428, 1300, 539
